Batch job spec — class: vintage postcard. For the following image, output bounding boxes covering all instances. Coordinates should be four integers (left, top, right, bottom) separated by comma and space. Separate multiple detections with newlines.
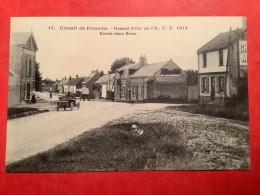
6, 17, 249, 172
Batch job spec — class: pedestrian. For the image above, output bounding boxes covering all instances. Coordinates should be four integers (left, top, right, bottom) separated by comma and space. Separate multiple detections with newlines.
31, 94, 36, 104
50, 92, 52, 99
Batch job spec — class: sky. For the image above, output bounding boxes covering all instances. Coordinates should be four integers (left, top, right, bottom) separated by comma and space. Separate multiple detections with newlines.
10, 17, 243, 80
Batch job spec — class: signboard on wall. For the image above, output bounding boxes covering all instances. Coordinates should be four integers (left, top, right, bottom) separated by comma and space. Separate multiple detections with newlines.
239, 40, 247, 65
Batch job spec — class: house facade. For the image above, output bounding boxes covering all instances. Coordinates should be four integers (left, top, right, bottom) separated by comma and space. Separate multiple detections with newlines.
8, 32, 38, 106
94, 74, 114, 99
81, 70, 102, 96
130, 59, 187, 101
197, 26, 247, 103
114, 55, 147, 101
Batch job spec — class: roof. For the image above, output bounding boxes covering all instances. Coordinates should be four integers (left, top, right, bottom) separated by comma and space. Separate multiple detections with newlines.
95, 74, 114, 84
116, 62, 143, 72
10, 32, 38, 50
9, 70, 18, 77
66, 77, 84, 85
82, 77, 91, 84
198, 28, 246, 53
131, 60, 180, 78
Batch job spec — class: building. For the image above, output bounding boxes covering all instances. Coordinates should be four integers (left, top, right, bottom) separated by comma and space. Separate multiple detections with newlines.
81, 70, 102, 96
94, 74, 114, 99
65, 76, 84, 96
8, 32, 38, 106
197, 25, 247, 103
130, 59, 187, 101
114, 55, 147, 101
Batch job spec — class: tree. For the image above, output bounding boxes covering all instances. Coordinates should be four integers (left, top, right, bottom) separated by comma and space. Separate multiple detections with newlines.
186, 69, 198, 86
110, 57, 135, 73
35, 61, 42, 91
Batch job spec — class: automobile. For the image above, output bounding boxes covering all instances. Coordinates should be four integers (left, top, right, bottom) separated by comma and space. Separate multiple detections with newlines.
80, 92, 95, 101
56, 93, 80, 111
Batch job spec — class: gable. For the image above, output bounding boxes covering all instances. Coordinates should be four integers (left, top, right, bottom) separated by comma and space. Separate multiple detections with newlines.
10, 32, 38, 51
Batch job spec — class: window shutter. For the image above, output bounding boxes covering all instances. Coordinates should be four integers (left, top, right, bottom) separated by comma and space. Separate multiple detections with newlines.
201, 78, 204, 92
206, 78, 209, 93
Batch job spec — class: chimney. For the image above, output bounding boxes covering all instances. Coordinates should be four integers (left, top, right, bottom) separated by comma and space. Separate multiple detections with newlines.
242, 17, 247, 29
139, 54, 147, 67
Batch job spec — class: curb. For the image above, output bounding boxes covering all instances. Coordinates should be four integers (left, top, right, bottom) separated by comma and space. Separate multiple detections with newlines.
7, 109, 50, 120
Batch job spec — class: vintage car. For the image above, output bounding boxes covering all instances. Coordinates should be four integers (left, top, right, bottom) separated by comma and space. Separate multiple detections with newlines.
56, 94, 80, 111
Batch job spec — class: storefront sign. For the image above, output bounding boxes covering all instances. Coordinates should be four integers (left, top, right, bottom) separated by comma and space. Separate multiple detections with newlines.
239, 40, 247, 65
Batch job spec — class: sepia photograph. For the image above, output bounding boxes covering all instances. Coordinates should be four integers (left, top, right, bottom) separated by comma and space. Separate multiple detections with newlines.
5, 17, 249, 172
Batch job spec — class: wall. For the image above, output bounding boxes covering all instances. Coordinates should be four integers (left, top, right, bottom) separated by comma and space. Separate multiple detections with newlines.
198, 49, 227, 74
8, 75, 21, 107
188, 85, 198, 101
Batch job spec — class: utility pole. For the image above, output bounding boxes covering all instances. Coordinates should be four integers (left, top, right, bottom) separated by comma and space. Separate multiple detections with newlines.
224, 27, 232, 105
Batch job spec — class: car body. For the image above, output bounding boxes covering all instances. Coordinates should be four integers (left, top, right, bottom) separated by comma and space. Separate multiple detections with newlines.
56, 94, 80, 111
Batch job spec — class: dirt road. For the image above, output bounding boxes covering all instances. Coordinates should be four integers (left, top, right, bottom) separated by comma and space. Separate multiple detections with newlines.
6, 101, 172, 165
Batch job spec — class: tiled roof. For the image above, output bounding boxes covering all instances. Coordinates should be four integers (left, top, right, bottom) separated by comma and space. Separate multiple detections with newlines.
116, 62, 143, 72
66, 77, 84, 85
197, 28, 246, 53
10, 32, 31, 45
95, 74, 114, 84
131, 60, 180, 78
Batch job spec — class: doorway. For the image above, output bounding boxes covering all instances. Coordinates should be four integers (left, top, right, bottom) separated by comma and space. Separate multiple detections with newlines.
211, 77, 215, 101
26, 83, 30, 100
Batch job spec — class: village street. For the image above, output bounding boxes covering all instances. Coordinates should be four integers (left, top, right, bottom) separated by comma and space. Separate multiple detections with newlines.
6, 100, 174, 165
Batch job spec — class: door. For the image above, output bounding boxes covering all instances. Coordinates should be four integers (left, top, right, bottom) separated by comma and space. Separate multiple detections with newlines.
211, 77, 215, 101
136, 85, 138, 100
128, 89, 131, 100
27, 83, 30, 100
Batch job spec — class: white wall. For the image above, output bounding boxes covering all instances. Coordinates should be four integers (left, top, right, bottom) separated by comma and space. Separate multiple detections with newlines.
198, 49, 228, 73
101, 84, 107, 98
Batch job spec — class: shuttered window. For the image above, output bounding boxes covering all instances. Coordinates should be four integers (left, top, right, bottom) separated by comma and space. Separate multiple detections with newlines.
201, 77, 209, 93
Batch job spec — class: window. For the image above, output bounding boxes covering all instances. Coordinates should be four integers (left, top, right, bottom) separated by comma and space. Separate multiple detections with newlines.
217, 76, 224, 93
122, 86, 126, 96
203, 53, 207, 68
26, 59, 32, 77
132, 85, 135, 96
161, 68, 181, 75
201, 77, 209, 93
219, 49, 223, 66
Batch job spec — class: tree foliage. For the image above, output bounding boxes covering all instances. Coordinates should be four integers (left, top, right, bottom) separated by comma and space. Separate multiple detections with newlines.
110, 57, 135, 73
186, 69, 198, 86
35, 61, 42, 91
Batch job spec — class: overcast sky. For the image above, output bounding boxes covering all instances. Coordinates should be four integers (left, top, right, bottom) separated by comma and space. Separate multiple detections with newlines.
10, 17, 243, 80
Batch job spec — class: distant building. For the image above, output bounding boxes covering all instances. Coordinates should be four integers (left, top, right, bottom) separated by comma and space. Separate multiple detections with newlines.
8, 32, 38, 106
94, 74, 114, 99
197, 25, 247, 103
130, 59, 187, 101
81, 70, 102, 96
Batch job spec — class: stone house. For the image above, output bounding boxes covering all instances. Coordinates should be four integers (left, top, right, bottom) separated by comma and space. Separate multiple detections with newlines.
8, 32, 38, 106
130, 59, 187, 101
94, 74, 114, 99
114, 55, 148, 101
197, 24, 247, 103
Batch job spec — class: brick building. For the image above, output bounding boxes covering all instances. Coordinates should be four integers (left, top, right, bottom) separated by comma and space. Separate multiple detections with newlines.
130, 59, 187, 101
114, 55, 147, 101
8, 32, 38, 106
197, 24, 247, 103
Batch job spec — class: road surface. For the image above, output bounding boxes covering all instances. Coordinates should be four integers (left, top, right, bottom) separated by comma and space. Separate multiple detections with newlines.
6, 100, 173, 165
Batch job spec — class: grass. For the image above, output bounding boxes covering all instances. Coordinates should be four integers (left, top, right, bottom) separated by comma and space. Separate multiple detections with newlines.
7, 107, 39, 117
6, 122, 193, 172
167, 103, 249, 121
